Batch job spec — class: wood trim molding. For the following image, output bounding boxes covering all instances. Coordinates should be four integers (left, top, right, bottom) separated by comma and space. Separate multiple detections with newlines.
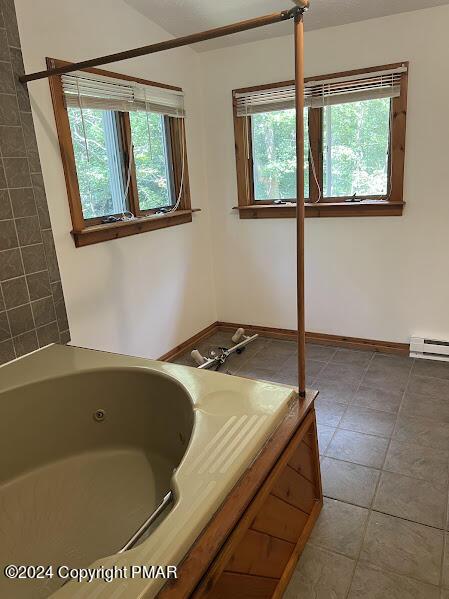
308, 108, 322, 204
157, 395, 319, 598
234, 201, 405, 219
232, 62, 408, 219
158, 322, 219, 362
47, 57, 195, 247
159, 321, 409, 362
72, 209, 199, 247
305, 330, 409, 355
218, 322, 409, 355
191, 410, 321, 598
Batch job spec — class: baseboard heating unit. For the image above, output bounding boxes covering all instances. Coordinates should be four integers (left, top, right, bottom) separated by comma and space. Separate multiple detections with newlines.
410, 336, 449, 362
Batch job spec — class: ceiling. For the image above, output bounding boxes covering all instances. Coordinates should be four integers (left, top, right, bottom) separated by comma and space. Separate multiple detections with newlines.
124, 0, 449, 51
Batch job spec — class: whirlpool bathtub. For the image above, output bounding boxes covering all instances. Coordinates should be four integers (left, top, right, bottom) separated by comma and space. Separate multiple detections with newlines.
0, 344, 297, 598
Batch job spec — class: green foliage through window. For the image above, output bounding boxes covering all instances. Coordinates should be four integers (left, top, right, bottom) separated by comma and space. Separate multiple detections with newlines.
129, 112, 173, 211
323, 98, 391, 197
251, 109, 309, 201
68, 107, 124, 219
68, 107, 174, 219
250, 99, 391, 203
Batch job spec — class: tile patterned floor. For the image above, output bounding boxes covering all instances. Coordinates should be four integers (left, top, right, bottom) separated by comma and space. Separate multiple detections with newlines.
174, 331, 449, 598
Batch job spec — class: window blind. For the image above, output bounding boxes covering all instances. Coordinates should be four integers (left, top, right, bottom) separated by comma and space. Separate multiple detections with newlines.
234, 65, 407, 116
62, 72, 185, 117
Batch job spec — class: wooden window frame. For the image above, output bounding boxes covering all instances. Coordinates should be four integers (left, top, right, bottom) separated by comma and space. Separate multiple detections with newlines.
233, 62, 408, 219
47, 58, 196, 247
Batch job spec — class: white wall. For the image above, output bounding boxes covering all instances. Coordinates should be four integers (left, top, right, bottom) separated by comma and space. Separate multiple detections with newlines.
200, 5, 449, 344
15, 0, 217, 359
15, 3, 449, 352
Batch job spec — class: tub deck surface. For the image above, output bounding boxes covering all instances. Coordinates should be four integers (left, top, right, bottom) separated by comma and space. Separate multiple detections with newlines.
0, 345, 300, 599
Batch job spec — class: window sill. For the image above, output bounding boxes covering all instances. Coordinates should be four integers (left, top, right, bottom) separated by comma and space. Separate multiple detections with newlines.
233, 201, 405, 219
72, 209, 200, 247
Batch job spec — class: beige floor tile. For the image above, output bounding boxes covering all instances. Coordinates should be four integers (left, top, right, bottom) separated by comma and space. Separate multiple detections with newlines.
318, 362, 366, 386
394, 413, 449, 451
331, 348, 374, 367
305, 343, 337, 362
384, 440, 449, 488
360, 511, 443, 585
284, 545, 355, 599
309, 497, 369, 558
401, 391, 449, 424
373, 471, 446, 528
326, 429, 389, 468
314, 379, 358, 405
413, 359, 449, 381
443, 534, 449, 588
277, 356, 322, 386
362, 356, 412, 393
315, 400, 347, 427
407, 375, 449, 400
340, 405, 396, 437
348, 561, 440, 599
317, 424, 336, 454
371, 354, 415, 369
352, 385, 403, 414
321, 457, 380, 508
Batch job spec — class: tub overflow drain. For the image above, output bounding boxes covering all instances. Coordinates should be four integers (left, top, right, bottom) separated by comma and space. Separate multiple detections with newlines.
93, 409, 106, 423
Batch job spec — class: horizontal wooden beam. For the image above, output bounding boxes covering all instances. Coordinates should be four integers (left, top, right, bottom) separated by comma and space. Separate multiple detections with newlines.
20, 9, 302, 83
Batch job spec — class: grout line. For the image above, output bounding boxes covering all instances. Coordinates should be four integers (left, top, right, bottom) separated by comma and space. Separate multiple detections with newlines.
437, 363, 449, 586
352, 556, 441, 592
322, 451, 449, 496
0, 156, 19, 359
0, 277, 16, 359
21, 145, 60, 336
342, 352, 395, 597
342, 357, 417, 596
0, 269, 48, 284
4, 294, 53, 313
312, 350, 339, 452
320, 493, 447, 534
309, 505, 443, 592
184, 335, 449, 591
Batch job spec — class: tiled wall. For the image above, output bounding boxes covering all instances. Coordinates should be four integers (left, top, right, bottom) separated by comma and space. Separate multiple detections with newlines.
0, 0, 70, 365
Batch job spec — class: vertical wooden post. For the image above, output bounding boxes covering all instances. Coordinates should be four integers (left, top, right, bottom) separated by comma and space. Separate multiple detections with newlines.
294, 11, 306, 397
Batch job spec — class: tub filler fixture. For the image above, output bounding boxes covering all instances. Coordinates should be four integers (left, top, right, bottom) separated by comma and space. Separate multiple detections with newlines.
191, 328, 259, 371
0, 345, 322, 599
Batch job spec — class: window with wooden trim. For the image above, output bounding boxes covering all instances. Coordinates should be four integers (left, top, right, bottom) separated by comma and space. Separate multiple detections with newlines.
48, 59, 194, 247
232, 63, 408, 219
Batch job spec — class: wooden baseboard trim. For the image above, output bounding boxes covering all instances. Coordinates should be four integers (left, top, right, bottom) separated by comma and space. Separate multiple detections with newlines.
159, 321, 409, 362
158, 322, 220, 362
305, 330, 409, 355
217, 322, 409, 356
217, 322, 297, 341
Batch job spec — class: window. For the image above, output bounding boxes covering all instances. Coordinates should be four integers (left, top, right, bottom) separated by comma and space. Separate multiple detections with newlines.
129, 111, 174, 211
251, 109, 309, 201
233, 63, 408, 219
68, 108, 127, 220
48, 59, 193, 247
322, 99, 390, 198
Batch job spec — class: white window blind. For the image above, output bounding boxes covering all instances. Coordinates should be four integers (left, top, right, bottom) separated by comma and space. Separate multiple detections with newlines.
62, 71, 185, 117
234, 65, 407, 116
